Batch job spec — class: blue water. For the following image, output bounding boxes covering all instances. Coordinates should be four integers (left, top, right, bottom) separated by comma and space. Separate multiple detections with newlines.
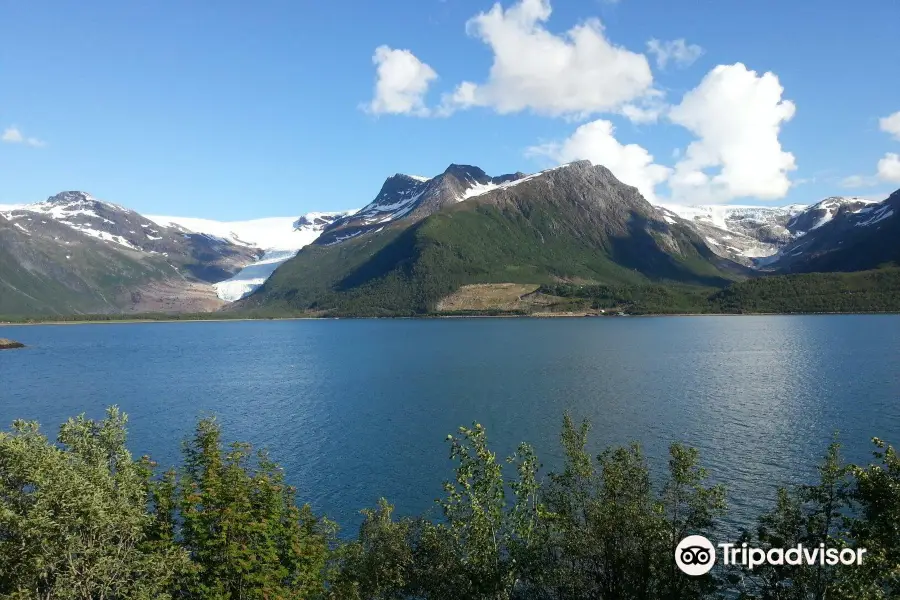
1, 316, 899, 536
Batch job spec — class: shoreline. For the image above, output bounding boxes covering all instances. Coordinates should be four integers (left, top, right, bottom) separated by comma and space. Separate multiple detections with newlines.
2, 310, 899, 327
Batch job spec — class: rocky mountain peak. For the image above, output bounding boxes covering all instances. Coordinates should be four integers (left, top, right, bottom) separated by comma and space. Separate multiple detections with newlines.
292, 212, 347, 230
46, 191, 97, 206
565, 159, 595, 171
442, 164, 491, 184
491, 172, 527, 185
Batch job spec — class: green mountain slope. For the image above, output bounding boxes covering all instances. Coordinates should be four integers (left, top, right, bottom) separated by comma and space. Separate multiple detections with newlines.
0, 217, 170, 315
242, 162, 744, 316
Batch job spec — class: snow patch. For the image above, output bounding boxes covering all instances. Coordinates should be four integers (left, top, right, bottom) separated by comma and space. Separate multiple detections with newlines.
461, 181, 499, 201
855, 206, 894, 227
69, 225, 141, 250
740, 246, 779, 258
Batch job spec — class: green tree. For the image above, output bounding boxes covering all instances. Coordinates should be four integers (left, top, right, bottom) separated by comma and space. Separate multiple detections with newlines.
429, 423, 542, 600
731, 439, 854, 599
517, 414, 725, 600
327, 423, 545, 600
326, 499, 417, 600
840, 438, 900, 599
660, 443, 727, 599
158, 417, 332, 600
0, 407, 187, 600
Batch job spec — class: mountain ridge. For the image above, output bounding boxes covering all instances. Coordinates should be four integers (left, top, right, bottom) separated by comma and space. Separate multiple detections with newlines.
3, 166, 898, 317
240, 161, 745, 316
314, 163, 528, 246
0, 193, 352, 313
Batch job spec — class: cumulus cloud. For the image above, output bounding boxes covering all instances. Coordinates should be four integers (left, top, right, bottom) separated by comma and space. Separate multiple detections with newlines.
526, 119, 671, 202
877, 153, 900, 183
439, 0, 654, 118
667, 63, 797, 204
880, 111, 900, 141
646, 39, 703, 69
2, 126, 44, 147
365, 46, 438, 116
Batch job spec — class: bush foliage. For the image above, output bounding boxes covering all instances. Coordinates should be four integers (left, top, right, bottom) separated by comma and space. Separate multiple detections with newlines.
1, 408, 898, 599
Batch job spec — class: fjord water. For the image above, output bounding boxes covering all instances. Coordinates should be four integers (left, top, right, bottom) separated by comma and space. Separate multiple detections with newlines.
2, 316, 899, 535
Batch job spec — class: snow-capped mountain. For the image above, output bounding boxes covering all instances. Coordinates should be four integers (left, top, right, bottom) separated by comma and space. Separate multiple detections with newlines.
2, 191, 183, 253
785, 196, 880, 234
655, 196, 884, 268
760, 192, 898, 272
149, 211, 354, 301
0, 192, 265, 314
315, 165, 526, 245
1, 191, 259, 277
0, 191, 354, 314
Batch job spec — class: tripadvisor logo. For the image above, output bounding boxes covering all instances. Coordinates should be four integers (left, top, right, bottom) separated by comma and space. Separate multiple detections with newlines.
675, 536, 867, 576
675, 535, 717, 576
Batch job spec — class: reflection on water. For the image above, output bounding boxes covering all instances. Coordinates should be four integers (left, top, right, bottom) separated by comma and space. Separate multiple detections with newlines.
1, 315, 898, 535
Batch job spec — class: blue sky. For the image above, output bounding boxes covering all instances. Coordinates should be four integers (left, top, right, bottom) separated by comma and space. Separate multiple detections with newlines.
2, 0, 899, 219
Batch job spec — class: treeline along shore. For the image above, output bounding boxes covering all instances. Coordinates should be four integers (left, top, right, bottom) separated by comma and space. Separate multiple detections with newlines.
1, 407, 897, 599
3, 266, 900, 323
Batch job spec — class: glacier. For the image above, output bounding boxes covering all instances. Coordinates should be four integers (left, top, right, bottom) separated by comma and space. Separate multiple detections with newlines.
148, 212, 353, 301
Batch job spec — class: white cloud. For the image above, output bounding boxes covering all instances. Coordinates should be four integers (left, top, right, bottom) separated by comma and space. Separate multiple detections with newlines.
619, 93, 668, 124
646, 39, 703, 69
365, 46, 438, 116
877, 152, 900, 183
667, 63, 797, 204
439, 0, 654, 118
840, 174, 879, 188
2, 126, 44, 147
842, 112, 900, 186
1, 127, 23, 143
526, 119, 671, 202
879, 111, 900, 141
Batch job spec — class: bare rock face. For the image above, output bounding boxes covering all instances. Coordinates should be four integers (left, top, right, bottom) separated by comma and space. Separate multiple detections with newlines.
0, 338, 25, 350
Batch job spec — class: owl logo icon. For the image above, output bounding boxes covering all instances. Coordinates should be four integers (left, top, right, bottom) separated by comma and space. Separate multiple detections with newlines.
675, 535, 716, 576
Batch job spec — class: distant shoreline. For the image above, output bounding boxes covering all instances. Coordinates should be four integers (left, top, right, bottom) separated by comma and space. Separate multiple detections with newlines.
2, 310, 899, 327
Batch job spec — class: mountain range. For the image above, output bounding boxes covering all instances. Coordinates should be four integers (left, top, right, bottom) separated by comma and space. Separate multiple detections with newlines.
0, 192, 349, 314
1, 164, 897, 317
